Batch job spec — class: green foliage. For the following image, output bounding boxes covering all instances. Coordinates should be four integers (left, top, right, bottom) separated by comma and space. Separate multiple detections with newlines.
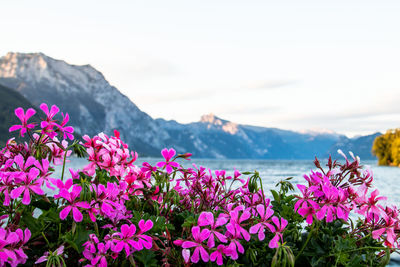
372, 129, 400, 166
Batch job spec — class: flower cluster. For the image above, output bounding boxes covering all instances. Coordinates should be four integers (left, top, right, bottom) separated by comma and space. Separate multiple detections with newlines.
295, 151, 400, 248
175, 204, 288, 265
0, 227, 30, 266
81, 220, 153, 266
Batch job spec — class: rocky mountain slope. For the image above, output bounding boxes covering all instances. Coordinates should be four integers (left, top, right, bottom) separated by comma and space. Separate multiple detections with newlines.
0, 52, 170, 155
0, 83, 40, 146
0, 52, 379, 159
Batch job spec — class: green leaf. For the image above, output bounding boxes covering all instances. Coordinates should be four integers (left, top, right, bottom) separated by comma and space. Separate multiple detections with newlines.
271, 190, 280, 202
31, 199, 52, 211
182, 216, 195, 228
134, 250, 158, 267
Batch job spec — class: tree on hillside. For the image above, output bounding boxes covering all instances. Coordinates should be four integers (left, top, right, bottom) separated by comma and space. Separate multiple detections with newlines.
372, 129, 400, 166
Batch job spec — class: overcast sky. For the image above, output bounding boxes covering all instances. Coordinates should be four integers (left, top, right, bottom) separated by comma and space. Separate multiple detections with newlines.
1, 0, 400, 137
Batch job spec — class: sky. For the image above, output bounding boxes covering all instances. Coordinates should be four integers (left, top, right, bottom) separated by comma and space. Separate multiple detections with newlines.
1, 0, 400, 137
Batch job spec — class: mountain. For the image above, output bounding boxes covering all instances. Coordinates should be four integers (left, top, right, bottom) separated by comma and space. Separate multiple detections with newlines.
327, 133, 381, 160
0, 83, 40, 146
0, 52, 378, 159
157, 114, 358, 159
0, 52, 170, 155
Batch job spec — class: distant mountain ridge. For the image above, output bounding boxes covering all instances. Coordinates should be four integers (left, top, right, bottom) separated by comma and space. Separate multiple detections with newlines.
0, 52, 379, 159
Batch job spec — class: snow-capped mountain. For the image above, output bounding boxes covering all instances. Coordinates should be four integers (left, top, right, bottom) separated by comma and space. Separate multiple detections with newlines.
0, 52, 379, 159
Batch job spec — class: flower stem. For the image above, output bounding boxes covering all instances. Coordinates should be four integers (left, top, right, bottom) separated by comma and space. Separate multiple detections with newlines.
60, 150, 67, 182
295, 220, 315, 261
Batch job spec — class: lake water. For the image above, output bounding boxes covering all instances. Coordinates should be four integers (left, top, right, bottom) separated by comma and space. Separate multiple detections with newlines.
56, 157, 400, 207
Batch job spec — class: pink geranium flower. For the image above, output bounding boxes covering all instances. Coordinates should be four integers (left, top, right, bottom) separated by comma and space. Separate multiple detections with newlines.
57, 112, 74, 140
226, 205, 251, 241
182, 226, 210, 263
210, 244, 231, 266
10, 167, 43, 205
156, 148, 180, 173
57, 185, 90, 222
372, 213, 397, 247
249, 204, 275, 241
112, 224, 137, 256
9, 107, 36, 137
268, 216, 288, 248
198, 212, 228, 247
39, 103, 60, 138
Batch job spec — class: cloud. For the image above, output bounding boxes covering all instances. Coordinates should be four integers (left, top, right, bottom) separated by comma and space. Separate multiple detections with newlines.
129, 58, 177, 76
136, 78, 298, 104
242, 80, 299, 91
222, 105, 281, 115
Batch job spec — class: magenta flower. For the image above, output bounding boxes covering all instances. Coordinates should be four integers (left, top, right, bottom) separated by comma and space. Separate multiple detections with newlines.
9, 107, 36, 137
226, 206, 251, 241
357, 189, 386, 219
268, 216, 288, 248
156, 148, 180, 173
224, 227, 245, 260
57, 112, 74, 140
58, 185, 90, 222
249, 204, 275, 241
10, 168, 43, 205
88, 243, 109, 267
0, 228, 30, 266
0, 172, 15, 206
136, 219, 154, 250
40, 103, 59, 138
298, 206, 316, 224
34, 158, 56, 190
141, 162, 157, 179
182, 226, 210, 263
210, 244, 231, 266
198, 212, 228, 247
294, 184, 320, 212
372, 213, 397, 247
112, 224, 137, 256
315, 185, 339, 223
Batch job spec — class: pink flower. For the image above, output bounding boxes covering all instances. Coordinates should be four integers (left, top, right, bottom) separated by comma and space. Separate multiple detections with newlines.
294, 184, 320, 212
226, 206, 251, 241
372, 213, 397, 247
57, 112, 74, 140
0, 228, 30, 266
40, 103, 59, 138
156, 148, 180, 173
141, 162, 157, 179
356, 189, 386, 219
9, 107, 36, 137
268, 216, 288, 248
198, 212, 228, 247
10, 167, 43, 205
34, 158, 56, 190
249, 204, 275, 241
182, 226, 210, 263
112, 224, 137, 256
210, 245, 231, 266
298, 206, 316, 224
57, 185, 90, 222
